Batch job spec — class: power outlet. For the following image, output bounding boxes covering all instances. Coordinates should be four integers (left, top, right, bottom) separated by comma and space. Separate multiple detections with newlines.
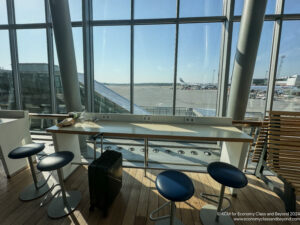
101, 115, 111, 120
185, 117, 195, 123
143, 116, 151, 121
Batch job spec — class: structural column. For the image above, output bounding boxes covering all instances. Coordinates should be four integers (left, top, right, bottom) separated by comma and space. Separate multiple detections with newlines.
49, 0, 86, 152
48, 0, 82, 112
227, 0, 267, 120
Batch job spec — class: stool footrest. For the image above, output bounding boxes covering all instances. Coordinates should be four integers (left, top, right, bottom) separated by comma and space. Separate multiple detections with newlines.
40, 183, 61, 207
200, 192, 231, 212
150, 201, 171, 221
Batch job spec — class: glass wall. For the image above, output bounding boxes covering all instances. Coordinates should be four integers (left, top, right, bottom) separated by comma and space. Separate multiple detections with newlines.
273, 21, 300, 112
17, 29, 51, 113
134, 25, 175, 115
0, 0, 300, 117
0, 0, 8, 24
134, 0, 176, 19
176, 23, 222, 116
93, 0, 130, 20
180, 0, 223, 17
14, 0, 45, 24
68, 0, 82, 21
93, 26, 130, 113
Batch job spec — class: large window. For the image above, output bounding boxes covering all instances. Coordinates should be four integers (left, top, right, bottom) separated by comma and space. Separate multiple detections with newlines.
14, 0, 45, 24
17, 29, 51, 113
180, 0, 223, 17
273, 21, 300, 112
68, 0, 82, 21
0, 0, 8, 24
176, 23, 222, 116
134, 0, 176, 19
93, 26, 130, 113
1, 0, 300, 118
284, 0, 300, 14
134, 25, 175, 115
0, 30, 15, 109
93, 0, 130, 20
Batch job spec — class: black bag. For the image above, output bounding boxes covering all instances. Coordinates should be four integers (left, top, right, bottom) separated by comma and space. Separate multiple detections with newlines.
88, 150, 122, 217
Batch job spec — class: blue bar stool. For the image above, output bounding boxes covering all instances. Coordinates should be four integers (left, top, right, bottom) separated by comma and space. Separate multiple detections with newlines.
150, 170, 194, 225
200, 162, 248, 225
37, 151, 81, 219
8, 143, 52, 201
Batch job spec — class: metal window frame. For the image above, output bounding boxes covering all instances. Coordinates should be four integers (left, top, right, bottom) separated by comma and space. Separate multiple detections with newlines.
265, 0, 285, 113
172, 0, 180, 115
82, 0, 94, 112
217, 0, 235, 117
130, 0, 134, 114
45, 0, 56, 113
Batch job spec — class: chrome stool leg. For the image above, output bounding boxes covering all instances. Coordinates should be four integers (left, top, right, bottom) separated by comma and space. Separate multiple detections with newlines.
47, 168, 81, 219
200, 185, 235, 225
150, 201, 184, 225
19, 156, 52, 201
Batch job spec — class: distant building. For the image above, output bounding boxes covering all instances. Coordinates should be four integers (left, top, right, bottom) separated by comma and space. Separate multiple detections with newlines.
276, 74, 300, 87
252, 78, 268, 86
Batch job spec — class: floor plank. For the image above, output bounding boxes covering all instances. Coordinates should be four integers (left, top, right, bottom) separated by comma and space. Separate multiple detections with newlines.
0, 164, 299, 225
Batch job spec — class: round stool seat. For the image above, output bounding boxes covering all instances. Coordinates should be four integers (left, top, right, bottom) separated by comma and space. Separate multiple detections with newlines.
37, 151, 74, 171
156, 170, 194, 202
8, 143, 45, 159
207, 162, 248, 188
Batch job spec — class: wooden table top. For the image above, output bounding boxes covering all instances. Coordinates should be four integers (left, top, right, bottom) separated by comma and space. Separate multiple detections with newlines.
47, 120, 253, 143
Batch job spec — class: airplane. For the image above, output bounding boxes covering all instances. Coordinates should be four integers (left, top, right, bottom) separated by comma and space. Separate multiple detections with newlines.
179, 78, 217, 90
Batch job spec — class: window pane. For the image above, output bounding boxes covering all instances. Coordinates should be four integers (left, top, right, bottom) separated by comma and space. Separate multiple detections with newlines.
134, 25, 175, 115
229, 22, 274, 118
135, 0, 176, 19
17, 29, 51, 113
180, 0, 223, 17
284, 0, 300, 14
176, 23, 222, 117
15, 0, 45, 24
93, 26, 130, 113
54, 27, 84, 113
68, 0, 82, 21
273, 21, 300, 112
234, 0, 276, 16
0, 30, 16, 109
93, 0, 130, 20
0, 0, 8, 24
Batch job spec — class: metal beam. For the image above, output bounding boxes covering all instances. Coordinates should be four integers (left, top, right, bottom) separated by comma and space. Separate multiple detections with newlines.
217, 0, 234, 117
227, 0, 268, 120
130, 0, 134, 114
45, 0, 56, 113
172, 0, 180, 115
82, 0, 93, 112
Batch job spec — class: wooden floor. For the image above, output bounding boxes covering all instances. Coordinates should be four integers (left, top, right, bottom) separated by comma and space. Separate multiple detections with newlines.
0, 165, 299, 225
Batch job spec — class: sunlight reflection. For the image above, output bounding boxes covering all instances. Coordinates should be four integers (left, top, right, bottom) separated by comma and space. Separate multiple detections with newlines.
131, 123, 196, 133
211, 126, 242, 132
74, 121, 102, 129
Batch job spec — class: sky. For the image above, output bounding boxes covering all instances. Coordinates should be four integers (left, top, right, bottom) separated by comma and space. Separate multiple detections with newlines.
1, 0, 300, 84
